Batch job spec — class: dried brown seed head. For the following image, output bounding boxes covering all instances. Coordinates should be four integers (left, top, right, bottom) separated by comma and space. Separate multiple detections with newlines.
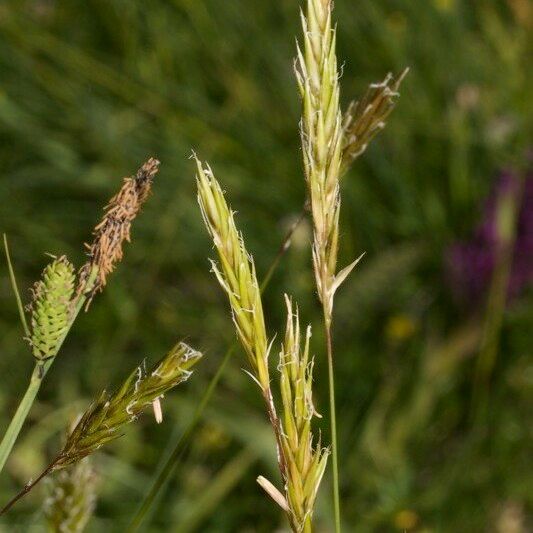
77, 158, 160, 302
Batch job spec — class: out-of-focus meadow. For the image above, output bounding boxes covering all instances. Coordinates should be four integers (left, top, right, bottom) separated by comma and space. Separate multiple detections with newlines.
0, 0, 531, 531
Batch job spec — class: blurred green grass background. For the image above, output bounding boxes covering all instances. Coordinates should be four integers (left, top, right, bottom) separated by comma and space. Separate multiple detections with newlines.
0, 0, 531, 531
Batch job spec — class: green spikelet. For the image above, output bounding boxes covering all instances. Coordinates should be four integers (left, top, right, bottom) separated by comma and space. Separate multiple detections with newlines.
54, 341, 202, 468
29, 256, 76, 361
43, 459, 97, 533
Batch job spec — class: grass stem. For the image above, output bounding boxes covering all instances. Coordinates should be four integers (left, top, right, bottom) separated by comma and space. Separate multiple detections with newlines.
0, 267, 98, 475
0, 458, 58, 515
471, 173, 524, 422
325, 320, 341, 533
3, 234, 30, 338
0, 365, 43, 473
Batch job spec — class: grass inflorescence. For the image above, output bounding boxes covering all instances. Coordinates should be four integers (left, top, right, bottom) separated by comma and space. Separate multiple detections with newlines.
0, 0, 415, 529
43, 458, 97, 533
0, 341, 202, 515
0, 158, 160, 488
28, 256, 76, 362
197, 157, 328, 532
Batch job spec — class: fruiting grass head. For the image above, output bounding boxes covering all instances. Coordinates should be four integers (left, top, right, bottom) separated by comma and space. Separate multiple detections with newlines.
341, 69, 409, 174
279, 296, 329, 532
78, 158, 160, 301
54, 341, 201, 469
295, 0, 343, 321
195, 157, 294, 496
196, 157, 271, 391
0, 342, 202, 516
28, 256, 76, 362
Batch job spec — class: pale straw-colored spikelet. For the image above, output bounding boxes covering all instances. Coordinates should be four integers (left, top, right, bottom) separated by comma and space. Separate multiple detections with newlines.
28, 256, 76, 362
195, 157, 271, 391
77, 158, 160, 302
341, 69, 409, 174
295, 0, 346, 322
195, 157, 287, 485
43, 458, 97, 533
278, 295, 329, 533
196, 158, 326, 531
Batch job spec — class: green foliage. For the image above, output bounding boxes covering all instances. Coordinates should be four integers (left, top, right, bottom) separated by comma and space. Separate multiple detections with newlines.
0, 0, 530, 531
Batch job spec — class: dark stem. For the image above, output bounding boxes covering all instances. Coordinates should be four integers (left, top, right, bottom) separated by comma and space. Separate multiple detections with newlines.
262, 387, 287, 481
260, 207, 307, 292
0, 458, 58, 515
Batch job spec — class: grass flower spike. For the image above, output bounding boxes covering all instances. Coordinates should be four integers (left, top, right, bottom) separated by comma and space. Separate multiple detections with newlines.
196, 158, 271, 391
29, 256, 76, 362
278, 296, 329, 533
197, 159, 327, 531
78, 157, 160, 300
56, 341, 201, 468
43, 459, 97, 533
0, 341, 201, 515
295, 3, 407, 529
196, 156, 283, 472
296, 1, 362, 529
341, 69, 408, 174
296, 0, 350, 322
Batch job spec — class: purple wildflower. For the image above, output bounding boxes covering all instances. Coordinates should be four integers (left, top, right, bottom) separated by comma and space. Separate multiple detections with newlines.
446, 167, 532, 306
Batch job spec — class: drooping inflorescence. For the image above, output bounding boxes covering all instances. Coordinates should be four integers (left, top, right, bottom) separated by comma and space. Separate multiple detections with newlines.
55, 341, 201, 469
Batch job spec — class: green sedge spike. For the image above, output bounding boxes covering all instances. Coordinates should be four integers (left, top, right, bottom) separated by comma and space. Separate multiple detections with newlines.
29, 256, 76, 362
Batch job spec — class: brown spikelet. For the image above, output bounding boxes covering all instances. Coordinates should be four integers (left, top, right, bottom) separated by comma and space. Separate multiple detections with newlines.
341, 69, 408, 174
77, 158, 160, 302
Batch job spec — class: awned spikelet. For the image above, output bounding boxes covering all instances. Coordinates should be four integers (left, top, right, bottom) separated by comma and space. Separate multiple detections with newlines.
196, 159, 326, 531
295, 0, 344, 321
55, 341, 201, 468
196, 157, 287, 482
278, 296, 329, 532
295, 3, 359, 529
341, 69, 408, 174
43, 459, 97, 533
78, 158, 160, 301
29, 256, 76, 362
0, 342, 202, 515
196, 157, 270, 391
